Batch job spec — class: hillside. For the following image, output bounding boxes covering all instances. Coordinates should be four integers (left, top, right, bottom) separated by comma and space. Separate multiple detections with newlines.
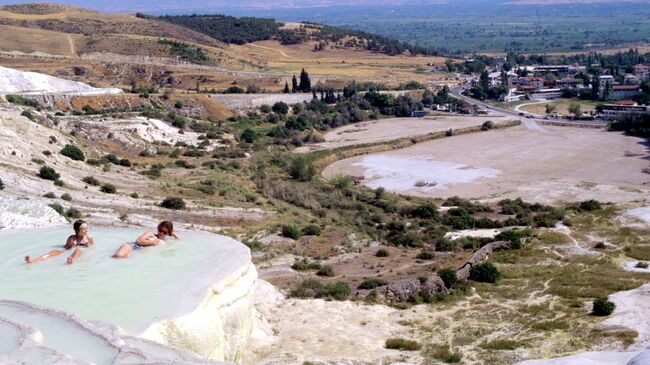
140, 13, 439, 56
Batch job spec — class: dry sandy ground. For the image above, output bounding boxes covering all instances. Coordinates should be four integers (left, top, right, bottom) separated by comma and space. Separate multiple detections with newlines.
297, 115, 505, 152
323, 124, 650, 205
245, 280, 424, 365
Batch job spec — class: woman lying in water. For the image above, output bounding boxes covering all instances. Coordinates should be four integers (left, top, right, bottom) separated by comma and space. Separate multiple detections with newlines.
112, 221, 180, 259
25, 220, 94, 264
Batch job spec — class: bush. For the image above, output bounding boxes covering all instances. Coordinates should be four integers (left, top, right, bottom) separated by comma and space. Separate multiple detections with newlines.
424, 344, 462, 363
413, 203, 439, 219
385, 338, 422, 351
48, 203, 64, 215
289, 156, 315, 181
260, 104, 272, 113
302, 224, 321, 236
82, 176, 101, 186
281, 224, 301, 239
104, 154, 120, 165
495, 229, 523, 249
161, 197, 186, 210
60, 144, 85, 161
316, 265, 335, 277
38, 166, 60, 181
241, 128, 258, 143
0, 178, 3, 191
592, 296, 616, 316
60, 193, 72, 201
375, 249, 390, 257
636, 261, 649, 269
100, 184, 117, 194
438, 267, 458, 289
174, 100, 183, 109
469, 262, 501, 283
481, 120, 495, 130
323, 281, 351, 300
6, 94, 39, 107
54, 179, 65, 187
416, 251, 435, 260
579, 200, 602, 211
272, 101, 289, 115
119, 159, 132, 167
329, 174, 353, 189
43, 192, 56, 199
291, 258, 321, 271
65, 208, 82, 219
358, 279, 387, 290
21, 110, 34, 121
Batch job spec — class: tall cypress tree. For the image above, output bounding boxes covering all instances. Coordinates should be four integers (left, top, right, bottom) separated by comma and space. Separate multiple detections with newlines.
291, 75, 298, 93
299, 68, 311, 92
283, 81, 290, 93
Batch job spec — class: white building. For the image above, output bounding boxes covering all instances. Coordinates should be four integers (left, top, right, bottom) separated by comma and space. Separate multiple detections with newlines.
600, 103, 649, 119
598, 75, 615, 99
530, 88, 563, 100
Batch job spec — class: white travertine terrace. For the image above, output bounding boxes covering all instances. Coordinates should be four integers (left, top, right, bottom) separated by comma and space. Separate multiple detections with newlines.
0, 227, 257, 364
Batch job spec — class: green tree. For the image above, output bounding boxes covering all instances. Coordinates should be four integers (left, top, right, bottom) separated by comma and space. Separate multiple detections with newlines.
241, 128, 257, 143
289, 156, 315, 181
283, 81, 290, 94
568, 102, 582, 119
299, 68, 311, 92
60, 144, 85, 161
469, 262, 501, 283
272, 101, 289, 115
603, 81, 612, 101
291, 75, 298, 93
545, 104, 557, 114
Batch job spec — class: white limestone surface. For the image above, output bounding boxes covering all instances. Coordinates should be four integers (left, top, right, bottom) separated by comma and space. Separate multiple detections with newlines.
0, 66, 121, 95
0, 227, 257, 362
0, 196, 67, 230
351, 155, 500, 192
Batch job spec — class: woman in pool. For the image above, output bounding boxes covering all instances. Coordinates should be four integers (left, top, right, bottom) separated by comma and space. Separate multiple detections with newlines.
24, 220, 94, 265
112, 221, 180, 259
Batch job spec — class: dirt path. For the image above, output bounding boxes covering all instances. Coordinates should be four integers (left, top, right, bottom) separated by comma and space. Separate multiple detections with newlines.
66, 34, 76, 56
248, 43, 290, 58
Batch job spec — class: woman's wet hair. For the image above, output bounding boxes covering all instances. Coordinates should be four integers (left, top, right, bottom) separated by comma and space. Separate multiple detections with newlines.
157, 221, 174, 236
73, 220, 87, 235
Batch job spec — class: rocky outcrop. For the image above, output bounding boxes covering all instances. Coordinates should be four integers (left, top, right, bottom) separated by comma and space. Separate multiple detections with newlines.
457, 241, 511, 280
368, 240, 512, 303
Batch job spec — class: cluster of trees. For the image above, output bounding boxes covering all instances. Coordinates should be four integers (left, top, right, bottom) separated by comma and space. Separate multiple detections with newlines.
141, 13, 438, 56
157, 39, 209, 64
444, 55, 497, 75
421, 86, 464, 110
470, 71, 507, 100
504, 49, 649, 71
283, 69, 312, 93
141, 14, 281, 44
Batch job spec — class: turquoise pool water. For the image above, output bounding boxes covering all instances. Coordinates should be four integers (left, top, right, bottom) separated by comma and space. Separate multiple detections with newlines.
0, 227, 244, 334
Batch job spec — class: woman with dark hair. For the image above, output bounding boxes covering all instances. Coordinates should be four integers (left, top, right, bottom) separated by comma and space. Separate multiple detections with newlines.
25, 220, 94, 264
112, 221, 180, 259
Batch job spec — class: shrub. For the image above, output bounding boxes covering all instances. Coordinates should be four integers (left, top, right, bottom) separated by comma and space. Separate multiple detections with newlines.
328, 174, 353, 189
119, 159, 132, 167
317, 265, 335, 277
424, 344, 462, 363
324, 282, 350, 300
82, 176, 101, 186
60, 193, 72, 202
104, 154, 120, 165
375, 249, 390, 257
495, 229, 523, 249
594, 242, 606, 249
481, 120, 495, 130
592, 296, 616, 316
60, 144, 85, 161
358, 279, 387, 290
635, 261, 649, 269
385, 338, 422, 351
161, 197, 186, 210
272, 101, 289, 115
260, 104, 272, 113
130, 193, 139, 199
291, 258, 321, 271
38, 166, 60, 181
281, 224, 301, 239
65, 208, 82, 219
438, 267, 458, 289
302, 224, 321, 236
289, 156, 315, 181
469, 262, 501, 283
100, 184, 117, 194
413, 203, 439, 219
416, 251, 435, 260
6, 94, 39, 107
435, 239, 455, 252
241, 128, 258, 143
579, 200, 602, 211
174, 100, 183, 109
42, 150, 52, 156
48, 203, 64, 215
0, 178, 3, 191
43, 192, 56, 199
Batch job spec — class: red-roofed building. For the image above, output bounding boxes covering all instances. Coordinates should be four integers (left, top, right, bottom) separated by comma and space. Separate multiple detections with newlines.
611, 85, 640, 100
